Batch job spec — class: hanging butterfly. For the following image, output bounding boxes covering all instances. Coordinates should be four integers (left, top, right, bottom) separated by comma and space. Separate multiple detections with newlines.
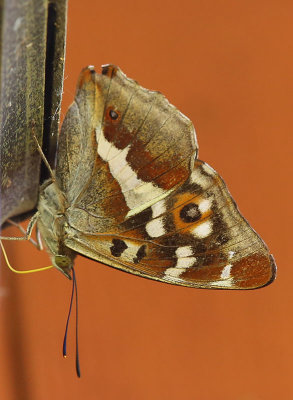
34, 64, 275, 290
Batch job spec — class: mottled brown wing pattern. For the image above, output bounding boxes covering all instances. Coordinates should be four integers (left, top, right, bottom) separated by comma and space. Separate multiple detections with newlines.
64, 159, 276, 289
57, 65, 197, 235
53, 64, 275, 289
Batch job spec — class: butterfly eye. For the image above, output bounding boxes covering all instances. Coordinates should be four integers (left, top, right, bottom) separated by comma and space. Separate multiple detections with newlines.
109, 109, 119, 120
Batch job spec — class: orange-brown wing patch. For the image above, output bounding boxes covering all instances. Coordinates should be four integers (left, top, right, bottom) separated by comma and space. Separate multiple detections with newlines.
65, 159, 276, 289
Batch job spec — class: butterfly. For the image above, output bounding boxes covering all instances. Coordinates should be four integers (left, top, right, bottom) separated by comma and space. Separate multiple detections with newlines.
36, 64, 276, 290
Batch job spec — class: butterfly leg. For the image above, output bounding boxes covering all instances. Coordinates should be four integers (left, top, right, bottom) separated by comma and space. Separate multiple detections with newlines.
0, 211, 40, 247
35, 225, 44, 250
31, 121, 56, 181
0, 212, 53, 274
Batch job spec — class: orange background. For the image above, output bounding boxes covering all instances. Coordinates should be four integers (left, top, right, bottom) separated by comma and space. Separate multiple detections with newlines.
1, 1, 292, 399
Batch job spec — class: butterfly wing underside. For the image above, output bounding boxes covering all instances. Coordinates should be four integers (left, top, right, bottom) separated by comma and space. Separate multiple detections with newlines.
57, 65, 276, 289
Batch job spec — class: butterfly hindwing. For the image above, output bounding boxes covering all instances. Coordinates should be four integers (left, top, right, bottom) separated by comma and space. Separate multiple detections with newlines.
64, 157, 276, 289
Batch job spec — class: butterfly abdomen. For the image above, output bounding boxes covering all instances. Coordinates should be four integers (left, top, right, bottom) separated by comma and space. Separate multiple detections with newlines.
37, 181, 75, 278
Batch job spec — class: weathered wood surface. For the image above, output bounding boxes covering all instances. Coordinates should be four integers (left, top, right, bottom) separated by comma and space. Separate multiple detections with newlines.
0, 0, 67, 225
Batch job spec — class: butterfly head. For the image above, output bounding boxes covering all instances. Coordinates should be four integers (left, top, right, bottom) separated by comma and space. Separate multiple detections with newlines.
53, 254, 74, 280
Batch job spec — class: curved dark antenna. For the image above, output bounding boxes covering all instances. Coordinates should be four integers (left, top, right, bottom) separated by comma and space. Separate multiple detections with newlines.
73, 268, 81, 378
62, 267, 81, 377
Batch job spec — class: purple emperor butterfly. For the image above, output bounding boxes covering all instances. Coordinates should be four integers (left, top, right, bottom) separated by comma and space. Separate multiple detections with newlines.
36, 65, 276, 289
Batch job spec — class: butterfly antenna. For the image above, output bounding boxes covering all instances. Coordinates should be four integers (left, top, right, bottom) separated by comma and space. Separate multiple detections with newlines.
62, 268, 75, 358
73, 267, 81, 378
62, 267, 81, 378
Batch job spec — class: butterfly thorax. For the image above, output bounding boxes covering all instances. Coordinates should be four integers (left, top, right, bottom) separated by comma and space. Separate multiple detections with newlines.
37, 179, 76, 279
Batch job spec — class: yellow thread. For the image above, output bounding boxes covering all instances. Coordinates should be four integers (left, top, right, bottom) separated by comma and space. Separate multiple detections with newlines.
0, 240, 53, 274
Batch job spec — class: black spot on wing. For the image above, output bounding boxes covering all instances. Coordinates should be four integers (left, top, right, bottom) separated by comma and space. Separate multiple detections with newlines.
215, 232, 230, 246
110, 239, 128, 257
109, 109, 119, 120
180, 203, 201, 223
133, 245, 147, 264
121, 207, 153, 231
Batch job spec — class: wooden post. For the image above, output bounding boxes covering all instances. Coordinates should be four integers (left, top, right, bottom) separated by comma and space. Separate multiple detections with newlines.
0, 0, 67, 225
0, 2, 67, 398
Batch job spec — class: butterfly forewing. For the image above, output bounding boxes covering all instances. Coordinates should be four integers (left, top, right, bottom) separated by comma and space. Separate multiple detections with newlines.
58, 65, 198, 235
